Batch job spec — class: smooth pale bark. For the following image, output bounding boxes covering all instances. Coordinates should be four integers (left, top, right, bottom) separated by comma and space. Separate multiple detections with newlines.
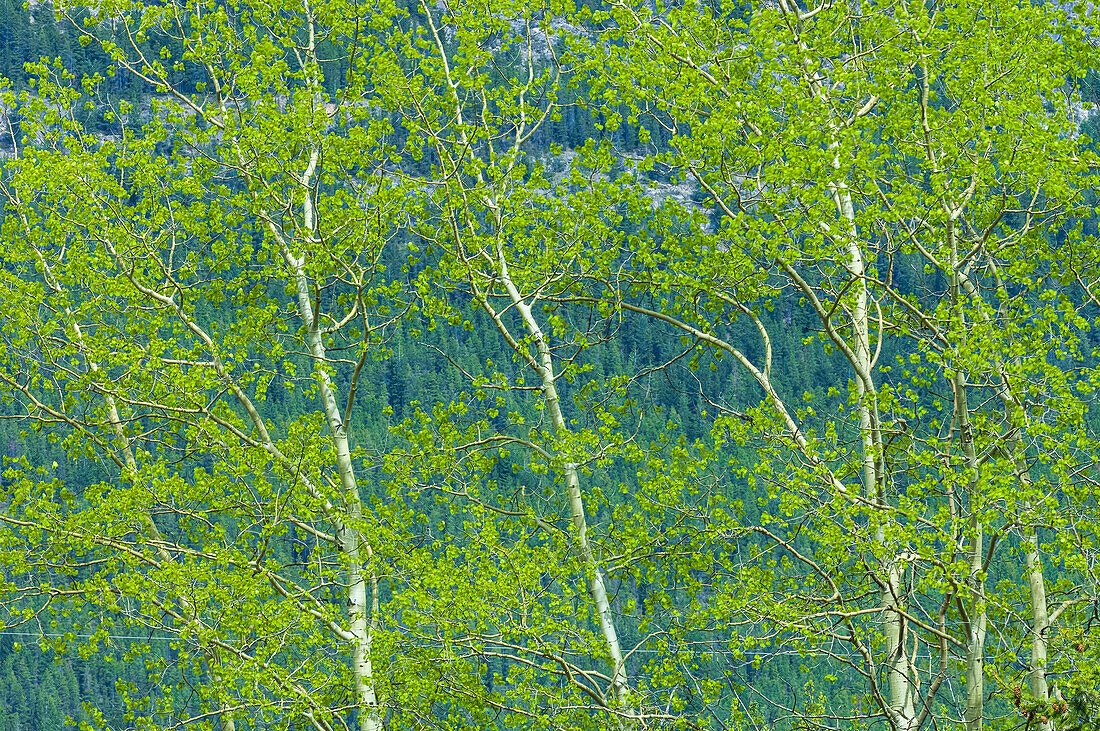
665, 0, 920, 710
412, 3, 629, 703
34, 217, 355, 729
949, 235, 986, 731
839, 195, 916, 728
833, 183, 917, 728
1013, 464, 1075, 731
495, 262, 629, 710
284, 250, 380, 731
282, 146, 381, 731
830, 107, 917, 731
963, 517, 987, 731
777, 1, 918, 719
11, 189, 374, 730
973, 266, 1054, 731
1025, 526, 1051, 730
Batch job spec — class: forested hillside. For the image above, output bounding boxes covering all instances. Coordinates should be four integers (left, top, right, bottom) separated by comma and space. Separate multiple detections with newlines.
0, 1, 1099, 730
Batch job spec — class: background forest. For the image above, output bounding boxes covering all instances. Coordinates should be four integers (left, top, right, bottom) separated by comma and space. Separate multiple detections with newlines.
1, 1, 1100, 730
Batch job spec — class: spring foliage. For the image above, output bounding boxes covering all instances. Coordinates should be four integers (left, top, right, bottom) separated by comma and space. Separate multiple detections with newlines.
0, 0, 1099, 730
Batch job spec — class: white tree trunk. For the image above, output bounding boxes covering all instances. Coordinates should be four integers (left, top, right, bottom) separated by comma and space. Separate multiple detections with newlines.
950, 239, 985, 731
832, 135, 916, 731
498, 269, 629, 710
964, 519, 987, 731
1025, 525, 1051, 731
282, 147, 381, 731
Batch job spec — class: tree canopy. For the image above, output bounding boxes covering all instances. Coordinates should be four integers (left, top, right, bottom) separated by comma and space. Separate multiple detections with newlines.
0, 0, 1099, 730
